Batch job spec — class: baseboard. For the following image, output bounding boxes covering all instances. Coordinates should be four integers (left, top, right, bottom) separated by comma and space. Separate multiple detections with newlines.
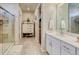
41, 47, 47, 53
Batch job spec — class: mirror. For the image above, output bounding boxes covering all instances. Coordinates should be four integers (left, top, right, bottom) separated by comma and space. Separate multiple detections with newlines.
68, 3, 79, 34
48, 16, 54, 31
56, 4, 68, 34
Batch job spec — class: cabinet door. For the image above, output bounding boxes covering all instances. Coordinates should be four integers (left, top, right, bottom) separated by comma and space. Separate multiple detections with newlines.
46, 34, 52, 54
77, 48, 79, 55
61, 41, 76, 55
52, 37, 60, 55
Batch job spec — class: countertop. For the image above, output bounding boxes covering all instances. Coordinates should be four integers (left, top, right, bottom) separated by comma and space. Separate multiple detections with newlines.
46, 31, 79, 48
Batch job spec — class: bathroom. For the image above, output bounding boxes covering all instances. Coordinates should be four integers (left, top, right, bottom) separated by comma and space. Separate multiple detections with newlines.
0, 3, 79, 55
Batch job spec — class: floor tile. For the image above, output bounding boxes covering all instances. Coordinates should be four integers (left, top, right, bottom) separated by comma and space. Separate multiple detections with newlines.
5, 37, 47, 55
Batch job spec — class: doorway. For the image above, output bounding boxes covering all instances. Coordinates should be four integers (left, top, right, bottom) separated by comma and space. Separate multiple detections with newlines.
39, 18, 41, 44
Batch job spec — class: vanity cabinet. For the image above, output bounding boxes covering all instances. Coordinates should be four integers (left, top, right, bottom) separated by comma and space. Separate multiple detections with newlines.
23, 23, 34, 33
61, 41, 76, 55
46, 34, 52, 54
45, 33, 79, 55
22, 22, 35, 37
46, 34, 60, 55
52, 37, 60, 55
77, 48, 79, 55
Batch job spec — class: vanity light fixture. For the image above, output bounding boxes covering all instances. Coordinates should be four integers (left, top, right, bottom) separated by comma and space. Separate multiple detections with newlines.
27, 7, 30, 11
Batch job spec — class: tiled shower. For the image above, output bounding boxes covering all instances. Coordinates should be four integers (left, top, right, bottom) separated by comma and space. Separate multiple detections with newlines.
0, 7, 15, 54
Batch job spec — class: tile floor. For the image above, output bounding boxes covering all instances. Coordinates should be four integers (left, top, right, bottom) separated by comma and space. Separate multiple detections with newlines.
5, 37, 47, 55
0, 44, 2, 55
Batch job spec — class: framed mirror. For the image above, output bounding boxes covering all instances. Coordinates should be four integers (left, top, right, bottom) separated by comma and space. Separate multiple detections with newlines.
48, 16, 54, 31
56, 3, 68, 34
68, 3, 79, 34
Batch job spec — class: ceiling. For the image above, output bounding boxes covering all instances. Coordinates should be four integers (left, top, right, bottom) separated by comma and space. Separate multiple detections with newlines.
19, 3, 38, 13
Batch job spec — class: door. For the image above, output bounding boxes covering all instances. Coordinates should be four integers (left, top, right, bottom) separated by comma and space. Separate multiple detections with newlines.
39, 19, 41, 44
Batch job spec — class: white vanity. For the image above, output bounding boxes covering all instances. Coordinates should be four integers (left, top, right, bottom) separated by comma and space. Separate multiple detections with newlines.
45, 3, 79, 55
46, 31, 79, 55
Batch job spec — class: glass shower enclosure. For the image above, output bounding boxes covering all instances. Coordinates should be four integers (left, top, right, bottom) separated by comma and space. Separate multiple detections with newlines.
0, 7, 15, 54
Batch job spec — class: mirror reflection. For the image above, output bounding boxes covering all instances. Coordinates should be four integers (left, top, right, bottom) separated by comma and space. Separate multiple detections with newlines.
68, 3, 79, 34
56, 4, 68, 33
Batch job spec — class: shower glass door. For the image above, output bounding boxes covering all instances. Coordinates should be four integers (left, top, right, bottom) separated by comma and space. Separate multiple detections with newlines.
0, 7, 15, 54
0, 8, 3, 54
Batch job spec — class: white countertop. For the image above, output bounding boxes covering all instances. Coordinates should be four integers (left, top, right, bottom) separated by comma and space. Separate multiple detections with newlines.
46, 31, 79, 48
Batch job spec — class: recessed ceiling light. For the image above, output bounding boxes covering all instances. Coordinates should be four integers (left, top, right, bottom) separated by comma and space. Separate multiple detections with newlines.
27, 8, 30, 11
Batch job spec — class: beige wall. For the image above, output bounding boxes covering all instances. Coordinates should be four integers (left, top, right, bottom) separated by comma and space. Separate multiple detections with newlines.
41, 4, 57, 51
19, 6, 23, 39
22, 12, 35, 22
34, 4, 57, 51
34, 4, 40, 43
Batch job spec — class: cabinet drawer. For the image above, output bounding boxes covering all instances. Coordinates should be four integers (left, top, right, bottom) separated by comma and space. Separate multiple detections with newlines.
61, 41, 76, 55
27, 24, 33, 28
